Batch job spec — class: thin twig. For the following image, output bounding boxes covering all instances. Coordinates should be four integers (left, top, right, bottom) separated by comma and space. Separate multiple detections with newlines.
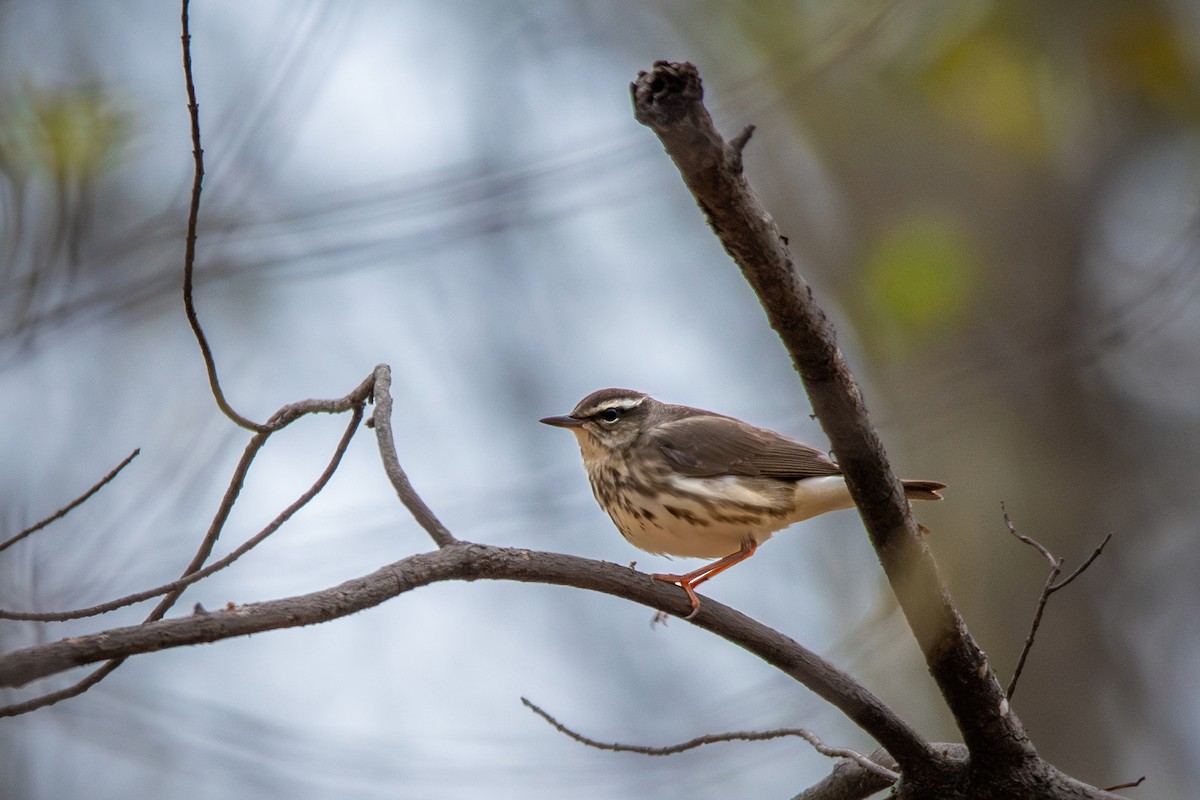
0, 426, 272, 713
520, 697, 900, 783
0, 661, 121, 718
150, 369, 374, 621
150, 431, 270, 621
0, 399, 368, 712
1006, 560, 1061, 700
0, 449, 140, 554
1051, 534, 1112, 592
1005, 509, 1113, 700
264, 372, 375, 428
0, 405, 364, 622
369, 364, 457, 547
180, 0, 266, 433
1002, 503, 1056, 567
729, 124, 756, 154
1104, 776, 1145, 791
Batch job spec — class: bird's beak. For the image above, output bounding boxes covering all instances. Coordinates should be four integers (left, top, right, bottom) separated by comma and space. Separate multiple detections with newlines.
540, 414, 584, 428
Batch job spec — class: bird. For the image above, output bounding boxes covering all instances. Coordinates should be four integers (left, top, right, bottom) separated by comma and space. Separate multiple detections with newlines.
541, 388, 944, 617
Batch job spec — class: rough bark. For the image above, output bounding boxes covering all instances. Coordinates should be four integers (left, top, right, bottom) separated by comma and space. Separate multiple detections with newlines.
630, 59, 1126, 800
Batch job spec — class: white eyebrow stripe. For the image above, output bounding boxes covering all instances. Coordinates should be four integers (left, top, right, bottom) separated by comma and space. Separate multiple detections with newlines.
594, 396, 645, 413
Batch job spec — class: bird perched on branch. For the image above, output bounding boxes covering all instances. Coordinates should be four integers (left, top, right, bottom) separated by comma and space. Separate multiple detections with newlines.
541, 388, 944, 618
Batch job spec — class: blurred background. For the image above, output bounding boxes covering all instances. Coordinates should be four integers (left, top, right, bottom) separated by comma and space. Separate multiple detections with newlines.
2, 1, 1198, 797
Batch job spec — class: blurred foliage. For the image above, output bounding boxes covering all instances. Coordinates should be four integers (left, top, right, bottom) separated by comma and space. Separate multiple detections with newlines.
861, 212, 981, 349
1097, 4, 1200, 116
921, 28, 1053, 156
0, 84, 128, 183
0, 83, 130, 341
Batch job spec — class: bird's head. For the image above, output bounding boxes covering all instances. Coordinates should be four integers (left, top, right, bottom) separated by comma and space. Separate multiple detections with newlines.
540, 388, 657, 460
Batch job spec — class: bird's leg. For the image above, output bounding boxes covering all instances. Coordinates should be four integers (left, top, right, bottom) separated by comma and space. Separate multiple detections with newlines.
652, 539, 758, 619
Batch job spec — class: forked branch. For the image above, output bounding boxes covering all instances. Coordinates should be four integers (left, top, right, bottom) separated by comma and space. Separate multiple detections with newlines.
0, 383, 372, 717
0, 399, 368, 623
1003, 507, 1113, 700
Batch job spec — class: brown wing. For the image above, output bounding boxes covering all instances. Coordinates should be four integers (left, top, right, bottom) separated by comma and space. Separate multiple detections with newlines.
649, 414, 842, 480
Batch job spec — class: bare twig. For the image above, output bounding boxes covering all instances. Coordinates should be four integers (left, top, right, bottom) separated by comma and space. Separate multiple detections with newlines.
369, 364, 457, 547
1004, 509, 1113, 700
0, 429, 266, 712
1104, 777, 1145, 791
149, 431, 270, 621
1001, 502, 1056, 567
0, 399, 367, 713
729, 123, 756, 154
264, 372, 375, 427
0, 404, 365, 622
1006, 561, 1060, 701
0, 661, 121, 718
792, 756, 897, 800
180, 0, 266, 433
521, 697, 899, 782
1051, 535, 1112, 593
728, 123, 755, 171
0, 448, 140, 554
147, 369, 375, 623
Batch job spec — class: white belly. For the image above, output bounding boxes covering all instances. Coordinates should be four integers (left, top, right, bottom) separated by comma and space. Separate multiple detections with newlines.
598, 474, 855, 560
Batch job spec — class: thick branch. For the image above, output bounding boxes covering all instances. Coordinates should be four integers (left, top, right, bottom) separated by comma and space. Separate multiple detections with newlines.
631, 60, 1030, 768
0, 542, 930, 767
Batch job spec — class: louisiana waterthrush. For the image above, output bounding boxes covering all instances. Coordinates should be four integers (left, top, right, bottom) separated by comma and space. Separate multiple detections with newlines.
541, 388, 944, 617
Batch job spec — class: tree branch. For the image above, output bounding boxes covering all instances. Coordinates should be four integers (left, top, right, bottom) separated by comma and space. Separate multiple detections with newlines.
0, 448, 140, 554
180, 0, 266, 432
369, 364, 457, 547
0, 403, 365, 622
1004, 509, 1112, 700
791, 745, 970, 800
1104, 777, 1145, 792
0, 369, 376, 712
0, 661, 122, 718
0, 541, 932, 767
630, 60, 1030, 770
521, 697, 899, 782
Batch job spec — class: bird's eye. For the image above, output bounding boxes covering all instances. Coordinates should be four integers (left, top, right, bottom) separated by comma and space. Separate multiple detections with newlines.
598, 408, 621, 423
